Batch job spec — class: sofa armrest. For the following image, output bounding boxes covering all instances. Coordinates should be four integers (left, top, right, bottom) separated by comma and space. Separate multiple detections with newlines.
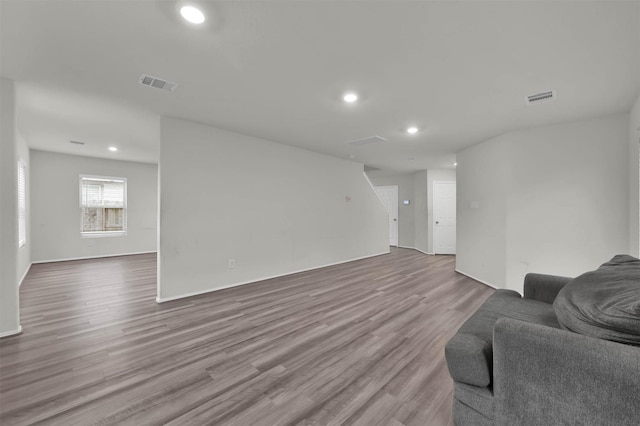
522, 273, 572, 303
445, 333, 493, 387
493, 318, 640, 426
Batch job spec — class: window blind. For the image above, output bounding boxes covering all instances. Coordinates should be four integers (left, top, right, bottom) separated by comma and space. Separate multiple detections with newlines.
81, 177, 126, 208
18, 160, 26, 247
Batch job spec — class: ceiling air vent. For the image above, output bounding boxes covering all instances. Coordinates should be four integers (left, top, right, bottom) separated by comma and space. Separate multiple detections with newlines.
70, 140, 85, 145
526, 90, 556, 105
138, 74, 178, 92
345, 135, 388, 146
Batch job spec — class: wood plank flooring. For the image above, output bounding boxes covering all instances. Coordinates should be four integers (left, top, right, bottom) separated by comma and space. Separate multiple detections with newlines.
0, 248, 493, 426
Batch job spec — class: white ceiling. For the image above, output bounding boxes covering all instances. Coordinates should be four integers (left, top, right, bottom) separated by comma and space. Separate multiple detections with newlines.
1, 1, 639, 172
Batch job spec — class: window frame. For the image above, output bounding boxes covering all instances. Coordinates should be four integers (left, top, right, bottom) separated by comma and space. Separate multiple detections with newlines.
17, 159, 26, 248
79, 174, 128, 238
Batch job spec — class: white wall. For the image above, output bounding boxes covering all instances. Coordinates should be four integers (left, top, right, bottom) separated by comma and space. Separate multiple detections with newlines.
413, 171, 428, 253
457, 114, 629, 292
31, 151, 158, 262
368, 174, 415, 248
456, 140, 508, 287
427, 169, 457, 254
629, 91, 640, 257
159, 116, 389, 301
16, 131, 30, 286
0, 77, 21, 336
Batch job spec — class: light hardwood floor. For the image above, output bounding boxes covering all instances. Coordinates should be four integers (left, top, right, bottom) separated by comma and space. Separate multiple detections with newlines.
0, 248, 493, 426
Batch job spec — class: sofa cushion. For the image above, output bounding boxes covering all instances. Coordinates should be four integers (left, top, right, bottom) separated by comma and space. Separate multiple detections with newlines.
446, 289, 559, 387
553, 255, 640, 345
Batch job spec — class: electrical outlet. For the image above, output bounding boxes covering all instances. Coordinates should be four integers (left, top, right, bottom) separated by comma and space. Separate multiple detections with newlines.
228, 259, 235, 269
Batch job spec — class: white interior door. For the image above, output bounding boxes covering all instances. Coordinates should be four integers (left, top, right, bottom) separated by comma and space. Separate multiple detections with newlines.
375, 186, 398, 247
433, 181, 456, 254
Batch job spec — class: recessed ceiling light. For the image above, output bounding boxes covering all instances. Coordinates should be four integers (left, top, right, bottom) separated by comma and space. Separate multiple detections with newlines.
180, 5, 205, 24
108, 146, 118, 152
407, 126, 419, 135
454, 162, 458, 166
343, 92, 358, 103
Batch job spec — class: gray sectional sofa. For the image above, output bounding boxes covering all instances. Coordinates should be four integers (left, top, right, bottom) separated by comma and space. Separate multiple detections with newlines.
445, 255, 640, 425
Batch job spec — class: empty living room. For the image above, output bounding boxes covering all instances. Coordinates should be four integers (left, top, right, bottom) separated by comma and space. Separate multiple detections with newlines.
1, 1, 639, 425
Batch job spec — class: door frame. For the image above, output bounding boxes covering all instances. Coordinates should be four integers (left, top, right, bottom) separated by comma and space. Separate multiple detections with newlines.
433, 181, 456, 254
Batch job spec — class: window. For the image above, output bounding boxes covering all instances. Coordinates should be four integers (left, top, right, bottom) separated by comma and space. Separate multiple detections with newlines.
80, 175, 127, 236
18, 159, 26, 247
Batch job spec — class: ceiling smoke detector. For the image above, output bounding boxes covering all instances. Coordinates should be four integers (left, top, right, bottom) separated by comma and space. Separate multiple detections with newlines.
139, 74, 178, 92
525, 90, 556, 105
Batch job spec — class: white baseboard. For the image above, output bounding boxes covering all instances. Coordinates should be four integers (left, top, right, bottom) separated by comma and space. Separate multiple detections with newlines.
0, 325, 23, 339
18, 263, 32, 287
397, 246, 435, 256
455, 268, 499, 289
157, 250, 391, 303
33, 251, 157, 264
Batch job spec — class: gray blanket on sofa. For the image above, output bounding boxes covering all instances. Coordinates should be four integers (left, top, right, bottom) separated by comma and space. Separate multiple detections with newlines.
553, 255, 640, 345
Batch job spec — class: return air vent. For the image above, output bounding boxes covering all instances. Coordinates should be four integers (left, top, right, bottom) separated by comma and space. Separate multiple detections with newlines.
138, 74, 178, 92
345, 135, 388, 146
526, 90, 556, 105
